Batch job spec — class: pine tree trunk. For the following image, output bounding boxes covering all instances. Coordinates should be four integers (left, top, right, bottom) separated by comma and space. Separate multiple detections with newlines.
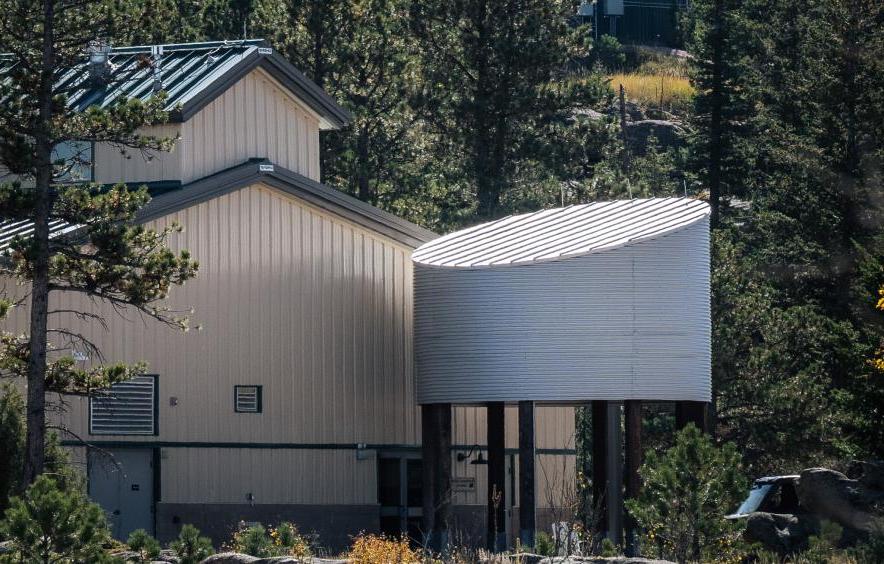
708, 0, 724, 229
356, 124, 372, 202
22, 0, 55, 487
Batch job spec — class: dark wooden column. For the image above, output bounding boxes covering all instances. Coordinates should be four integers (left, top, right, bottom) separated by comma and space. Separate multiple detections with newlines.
421, 405, 437, 547
518, 401, 536, 548
435, 404, 452, 550
624, 400, 642, 556
675, 401, 708, 433
487, 402, 507, 551
591, 400, 608, 536
422, 404, 452, 552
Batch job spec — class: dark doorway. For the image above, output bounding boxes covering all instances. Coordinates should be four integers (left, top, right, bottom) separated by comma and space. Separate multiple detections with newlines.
378, 454, 423, 542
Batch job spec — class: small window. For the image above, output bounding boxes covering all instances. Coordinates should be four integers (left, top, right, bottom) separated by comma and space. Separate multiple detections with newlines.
89, 375, 158, 435
234, 385, 262, 413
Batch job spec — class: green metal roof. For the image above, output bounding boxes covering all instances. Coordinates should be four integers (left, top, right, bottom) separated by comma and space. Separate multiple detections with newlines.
0, 39, 350, 129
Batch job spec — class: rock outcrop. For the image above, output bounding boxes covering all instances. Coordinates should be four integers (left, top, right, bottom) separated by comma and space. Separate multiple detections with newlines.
743, 461, 884, 554
744, 512, 820, 554
796, 467, 884, 533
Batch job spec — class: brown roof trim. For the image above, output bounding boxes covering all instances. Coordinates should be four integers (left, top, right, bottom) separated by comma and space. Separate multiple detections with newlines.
171, 44, 352, 130
138, 160, 437, 248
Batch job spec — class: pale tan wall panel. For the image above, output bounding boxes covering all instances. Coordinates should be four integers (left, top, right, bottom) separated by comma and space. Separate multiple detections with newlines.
1, 181, 577, 507
94, 124, 182, 184
158, 448, 377, 505
179, 70, 322, 183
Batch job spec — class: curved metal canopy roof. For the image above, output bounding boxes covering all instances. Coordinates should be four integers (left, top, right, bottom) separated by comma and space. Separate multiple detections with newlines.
413, 197, 709, 269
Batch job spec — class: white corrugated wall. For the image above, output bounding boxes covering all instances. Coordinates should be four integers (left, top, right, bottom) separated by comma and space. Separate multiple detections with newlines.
414, 220, 711, 403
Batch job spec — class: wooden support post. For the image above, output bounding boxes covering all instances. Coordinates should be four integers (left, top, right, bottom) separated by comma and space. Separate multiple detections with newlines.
487, 402, 506, 552
422, 404, 452, 552
624, 400, 642, 556
421, 405, 437, 548
675, 401, 709, 433
591, 400, 608, 537
435, 404, 452, 550
606, 402, 623, 547
518, 401, 536, 549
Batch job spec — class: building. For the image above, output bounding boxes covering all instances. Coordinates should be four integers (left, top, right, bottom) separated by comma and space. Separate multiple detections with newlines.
579, 0, 689, 48
0, 40, 576, 550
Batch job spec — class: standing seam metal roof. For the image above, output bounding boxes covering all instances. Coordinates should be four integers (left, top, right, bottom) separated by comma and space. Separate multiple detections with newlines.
0, 39, 350, 129
0, 160, 436, 253
412, 197, 710, 268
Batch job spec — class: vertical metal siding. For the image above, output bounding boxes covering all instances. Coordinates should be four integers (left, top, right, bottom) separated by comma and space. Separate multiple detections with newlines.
1, 183, 575, 506
179, 69, 321, 183
94, 69, 322, 185
94, 123, 182, 184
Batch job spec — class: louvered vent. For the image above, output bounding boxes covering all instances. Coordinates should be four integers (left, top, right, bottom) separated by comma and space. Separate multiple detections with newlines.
89, 376, 157, 435
234, 385, 262, 413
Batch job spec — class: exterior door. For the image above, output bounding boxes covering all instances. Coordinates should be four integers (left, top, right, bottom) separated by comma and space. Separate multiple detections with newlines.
88, 448, 155, 539
378, 454, 423, 542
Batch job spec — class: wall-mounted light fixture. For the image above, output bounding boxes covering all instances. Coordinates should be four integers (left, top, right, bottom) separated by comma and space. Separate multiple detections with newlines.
456, 445, 488, 465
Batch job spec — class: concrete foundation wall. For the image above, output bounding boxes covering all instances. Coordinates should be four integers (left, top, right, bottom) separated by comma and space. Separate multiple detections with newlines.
156, 503, 380, 552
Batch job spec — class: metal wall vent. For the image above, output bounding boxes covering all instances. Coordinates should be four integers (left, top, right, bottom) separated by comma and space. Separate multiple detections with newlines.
89, 376, 158, 435
234, 385, 262, 413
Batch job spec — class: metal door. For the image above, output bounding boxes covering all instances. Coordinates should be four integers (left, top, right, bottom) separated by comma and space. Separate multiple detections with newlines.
88, 448, 155, 539
378, 453, 423, 542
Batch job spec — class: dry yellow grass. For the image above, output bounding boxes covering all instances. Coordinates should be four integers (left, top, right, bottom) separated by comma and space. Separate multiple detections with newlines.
609, 73, 695, 112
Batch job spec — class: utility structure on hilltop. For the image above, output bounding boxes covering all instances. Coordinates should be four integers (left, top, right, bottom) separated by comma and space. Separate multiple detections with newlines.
413, 197, 711, 552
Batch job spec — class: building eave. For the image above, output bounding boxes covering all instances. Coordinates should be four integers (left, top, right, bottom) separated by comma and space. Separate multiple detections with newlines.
169, 46, 352, 130
139, 160, 437, 248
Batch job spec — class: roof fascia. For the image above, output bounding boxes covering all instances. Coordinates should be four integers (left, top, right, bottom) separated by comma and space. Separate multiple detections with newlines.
170, 48, 351, 130
138, 160, 436, 248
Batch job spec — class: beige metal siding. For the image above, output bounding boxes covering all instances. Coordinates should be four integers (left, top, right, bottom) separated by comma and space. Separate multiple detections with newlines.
179, 69, 321, 183
93, 69, 322, 185
94, 124, 183, 184
1, 182, 574, 507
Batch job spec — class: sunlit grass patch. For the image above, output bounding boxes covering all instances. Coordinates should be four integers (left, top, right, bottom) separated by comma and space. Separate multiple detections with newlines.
609, 73, 695, 113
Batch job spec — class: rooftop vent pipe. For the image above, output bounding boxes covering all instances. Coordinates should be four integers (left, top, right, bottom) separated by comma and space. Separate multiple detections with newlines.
87, 39, 112, 83
151, 45, 164, 92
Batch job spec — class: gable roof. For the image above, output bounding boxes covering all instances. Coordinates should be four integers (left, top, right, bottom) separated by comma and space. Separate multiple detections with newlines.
0, 160, 436, 253
0, 39, 350, 130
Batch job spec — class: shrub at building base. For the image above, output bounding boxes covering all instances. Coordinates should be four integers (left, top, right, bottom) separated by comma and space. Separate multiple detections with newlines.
625, 424, 748, 563
171, 523, 215, 563
0, 474, 116, 563
127, 529, 161, 563
348, 533, 422, 563
224, 522, 312, 559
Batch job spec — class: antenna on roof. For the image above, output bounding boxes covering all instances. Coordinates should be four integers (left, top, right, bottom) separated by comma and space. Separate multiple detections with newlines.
151, 45, 164, 92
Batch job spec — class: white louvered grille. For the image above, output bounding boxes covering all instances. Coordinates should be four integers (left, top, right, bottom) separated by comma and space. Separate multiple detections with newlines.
235, 386, 261, 413
89, 376, 157, 435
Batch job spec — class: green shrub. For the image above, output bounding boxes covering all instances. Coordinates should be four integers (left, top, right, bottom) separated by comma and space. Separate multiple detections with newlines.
593, 34, 626, 71
270, 522, 311, 558
599, 537, 619, 557
170, 524, 214, 564
625, 424, 748, 563
533, 531, 556, 556
0, 474, 116, 563
228, 524, 273, 557
126, 529, 160, 563
0, 385, 24, 515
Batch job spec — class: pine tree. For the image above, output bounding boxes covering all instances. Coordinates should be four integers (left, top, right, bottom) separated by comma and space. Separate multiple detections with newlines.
409, 0, 605, 219
625, 425, 747, 563
252, 0, 419, 206
0, 0, 198, 485
0, 475, 116, 563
